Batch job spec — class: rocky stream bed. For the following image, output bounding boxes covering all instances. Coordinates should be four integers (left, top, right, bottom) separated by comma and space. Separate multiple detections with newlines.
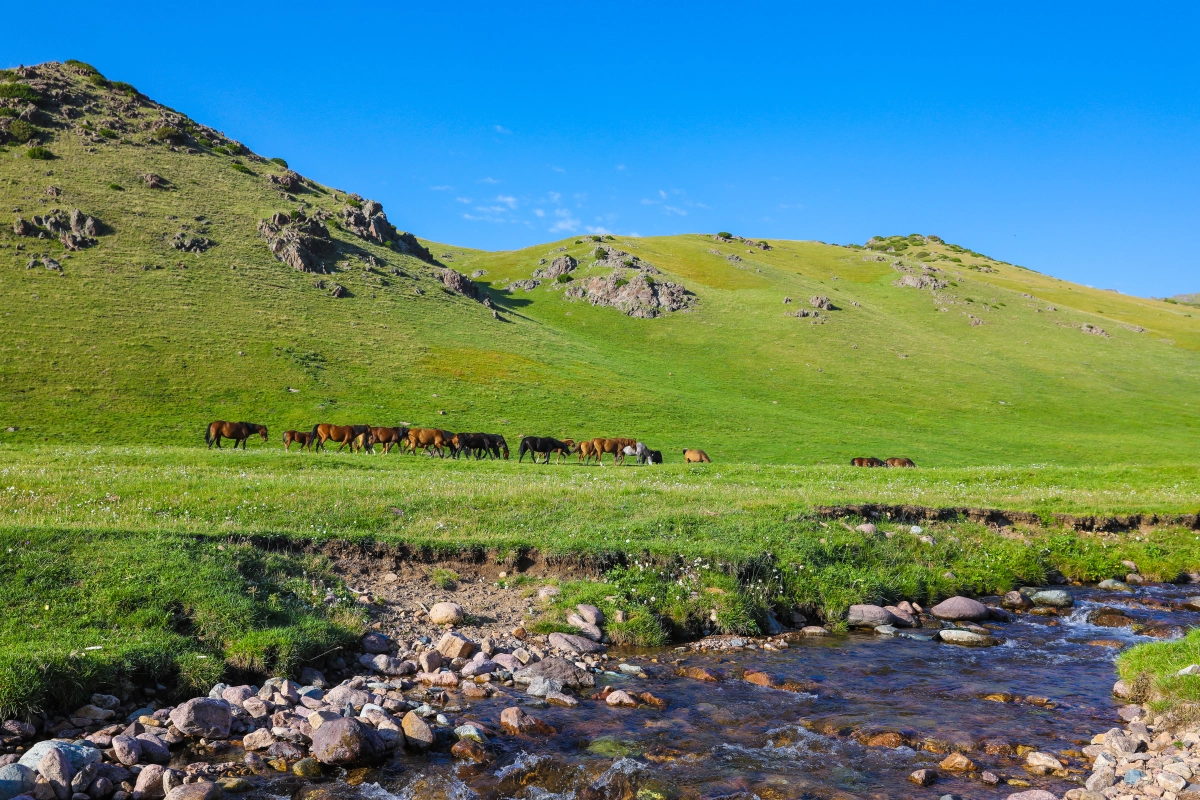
2, 582, 1198, 800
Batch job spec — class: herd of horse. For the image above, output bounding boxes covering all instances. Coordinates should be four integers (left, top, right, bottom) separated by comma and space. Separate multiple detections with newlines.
204, 421, 909, 467
852, 457, 916, 468
205, 420, 701, 465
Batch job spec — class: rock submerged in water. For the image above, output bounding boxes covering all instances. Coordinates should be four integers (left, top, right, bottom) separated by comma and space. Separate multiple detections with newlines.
930, 596, 990, 621
1032, 589, 1073, 608
937, 629, 998, 647
514, 657, 596, 688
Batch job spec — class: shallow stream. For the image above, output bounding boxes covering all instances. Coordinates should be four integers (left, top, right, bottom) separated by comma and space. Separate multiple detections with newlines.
226, 584, 1200, 800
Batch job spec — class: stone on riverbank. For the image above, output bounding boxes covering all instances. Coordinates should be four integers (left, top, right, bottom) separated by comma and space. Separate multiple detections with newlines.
0, 764, 35, 800
168, 698, 231, 739
401, 712, 433, 749
1002, 591, 1033, 609
360, 632, 391, 653
310, 717, 385, 766
576, 604, 604, 625
38, 749, 73, 800
428, 603, 464, 625
450, 739, 491, 763
931, 596, 990, 621
847, 604, 897, 628
436, 632, 475, 659
164, 782, 221, 800
548, 632, 605, 654
909, 769, 937, 786
130, 765, 164, 800
19, 744, 99, 773
1006, 792, 1057, 800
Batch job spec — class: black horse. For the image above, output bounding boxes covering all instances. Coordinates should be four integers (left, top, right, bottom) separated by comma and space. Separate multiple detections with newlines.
518, 436, 571, 463
483, 433, 509, 460
453, 432, 490, 459
646, 449, 663, 464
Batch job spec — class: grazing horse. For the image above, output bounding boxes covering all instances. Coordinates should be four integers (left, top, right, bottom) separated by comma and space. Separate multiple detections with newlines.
634, 442, 653, 464
370, 426, 409, 455
592, 437, 636, 466
483, 433, 510, 460
683, 448, 712, 463
407, 428, 453, 457
282, 430, 314, 451
646, 449, 663, 465
575, 439, 599, 465
452, 432, 487, 459
552, 438, 575, 464
886, 457, 916, 468
852, 457, 886, 467
519, 436, 572, 463
312, 424, 373, 453
206, 421, 268, 450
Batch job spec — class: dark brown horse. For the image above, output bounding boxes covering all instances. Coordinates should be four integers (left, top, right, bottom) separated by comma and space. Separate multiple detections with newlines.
312, 424, 374, 452
283, 430, 314, 451
369, 426, 409, 454
851, 457, 885, 467
206, 421, 268, 449
886, 457, 916, 468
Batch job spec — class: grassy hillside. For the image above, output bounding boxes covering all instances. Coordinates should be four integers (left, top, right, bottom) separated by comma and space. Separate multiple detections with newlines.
2, 60, 1200, 467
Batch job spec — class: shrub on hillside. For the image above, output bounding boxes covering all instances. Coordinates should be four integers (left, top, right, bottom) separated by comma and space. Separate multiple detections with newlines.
64, 59, 101, 75
230, 163, 254, 175
108, 183, 124, 191
98, 128, 118, 139
152, 125, 183, 141
270, 157, 288, 168
717, 231, 732, 239
594, 246, 607, 259
0, 83, 40, 102
0, 69, 15, 81
226, 142, 247, 155
26, 146, 53, 160
211, 145, 229, 155
87, 73, 109, 89
110, 81, 138, 96
345, 196, 362, 208
6, 120, 35, 143
556, 273, 573, 283
0, 107, 17, 118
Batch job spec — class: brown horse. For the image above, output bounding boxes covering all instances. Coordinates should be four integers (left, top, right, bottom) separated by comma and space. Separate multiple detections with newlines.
206, 421, 268, 450
851, 457, 886, 467
369, 426, 409, 455
683, 448, 711, 463
592, 437, 636, 466
312, 424, 373, 452
282, 430, 314, 451
575, 439, 599, 465
552, 438, 576, 464
886, 457, 916, 468
407, 428, 453, 457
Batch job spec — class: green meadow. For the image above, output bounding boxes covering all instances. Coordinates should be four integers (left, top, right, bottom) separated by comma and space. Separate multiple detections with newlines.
1, 61, 1197, 717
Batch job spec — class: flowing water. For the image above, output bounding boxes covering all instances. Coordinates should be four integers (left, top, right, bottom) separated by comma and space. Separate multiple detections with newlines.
231, 584, 1199, 800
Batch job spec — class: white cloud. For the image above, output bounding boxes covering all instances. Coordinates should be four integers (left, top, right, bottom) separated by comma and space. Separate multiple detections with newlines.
494, 125, 511, 134
430, 185, 453, 191
549, 208, 580, 233
616, 164, 626, 171
658, 189, 667, 199
455, 197, 472, 204
497, 195, 518, 209
664, 206, 687, 216
546, 191, 561, 203
478, 177, 499, 184
641, 198, 656, 205
585, 226, 612, 234
550, 165, 565, 173
534, 208, 545, 217
476, 205, 508, 213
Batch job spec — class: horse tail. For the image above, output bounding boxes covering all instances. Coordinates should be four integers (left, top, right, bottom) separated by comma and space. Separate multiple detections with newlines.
204, 423, 214, 446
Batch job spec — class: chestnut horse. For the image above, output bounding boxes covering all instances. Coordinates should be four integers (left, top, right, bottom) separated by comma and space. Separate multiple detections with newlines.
851, 457, 885, 467
312, 424, 374, 452
407, 428, 453, 457
282, 430, 314, 451
886, 457, 916, 468
370, 426, 409, 455
683, 448, 711, 463
592, 437, 636, 466
206, 421, 268, 450
575, 439, 599, 465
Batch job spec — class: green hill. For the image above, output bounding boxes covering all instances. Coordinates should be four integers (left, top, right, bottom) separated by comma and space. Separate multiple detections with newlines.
3, 60, 1200, 466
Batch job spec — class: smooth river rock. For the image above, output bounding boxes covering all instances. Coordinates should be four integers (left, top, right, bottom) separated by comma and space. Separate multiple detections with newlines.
428, 603, 464, 625
930, 596, 990, 621
168, 698, 231, 739
309, 717, 385, 766
1032, 590, 1073, 608
548, 632, 605, 654
938, 629, 998, 647
847, 604, 897, 628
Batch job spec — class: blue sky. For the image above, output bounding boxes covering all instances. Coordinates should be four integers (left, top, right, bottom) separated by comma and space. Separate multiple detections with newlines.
7, 2, 1199, 296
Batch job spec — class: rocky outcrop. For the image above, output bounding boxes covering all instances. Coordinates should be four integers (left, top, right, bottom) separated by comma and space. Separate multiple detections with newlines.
441, 269, 479, 299
338, 199, 433, 261
564, 270, 693, 318
169, 231, 214, 254
257, 211, 332, 273
268, 171, 304, 192
533, 255, 577, 280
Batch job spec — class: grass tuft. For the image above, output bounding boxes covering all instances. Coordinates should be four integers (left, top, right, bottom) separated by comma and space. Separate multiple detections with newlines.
428, 567, 459, 590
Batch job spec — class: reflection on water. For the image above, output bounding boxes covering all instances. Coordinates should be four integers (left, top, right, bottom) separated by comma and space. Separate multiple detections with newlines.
245, 584, 1197, 800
